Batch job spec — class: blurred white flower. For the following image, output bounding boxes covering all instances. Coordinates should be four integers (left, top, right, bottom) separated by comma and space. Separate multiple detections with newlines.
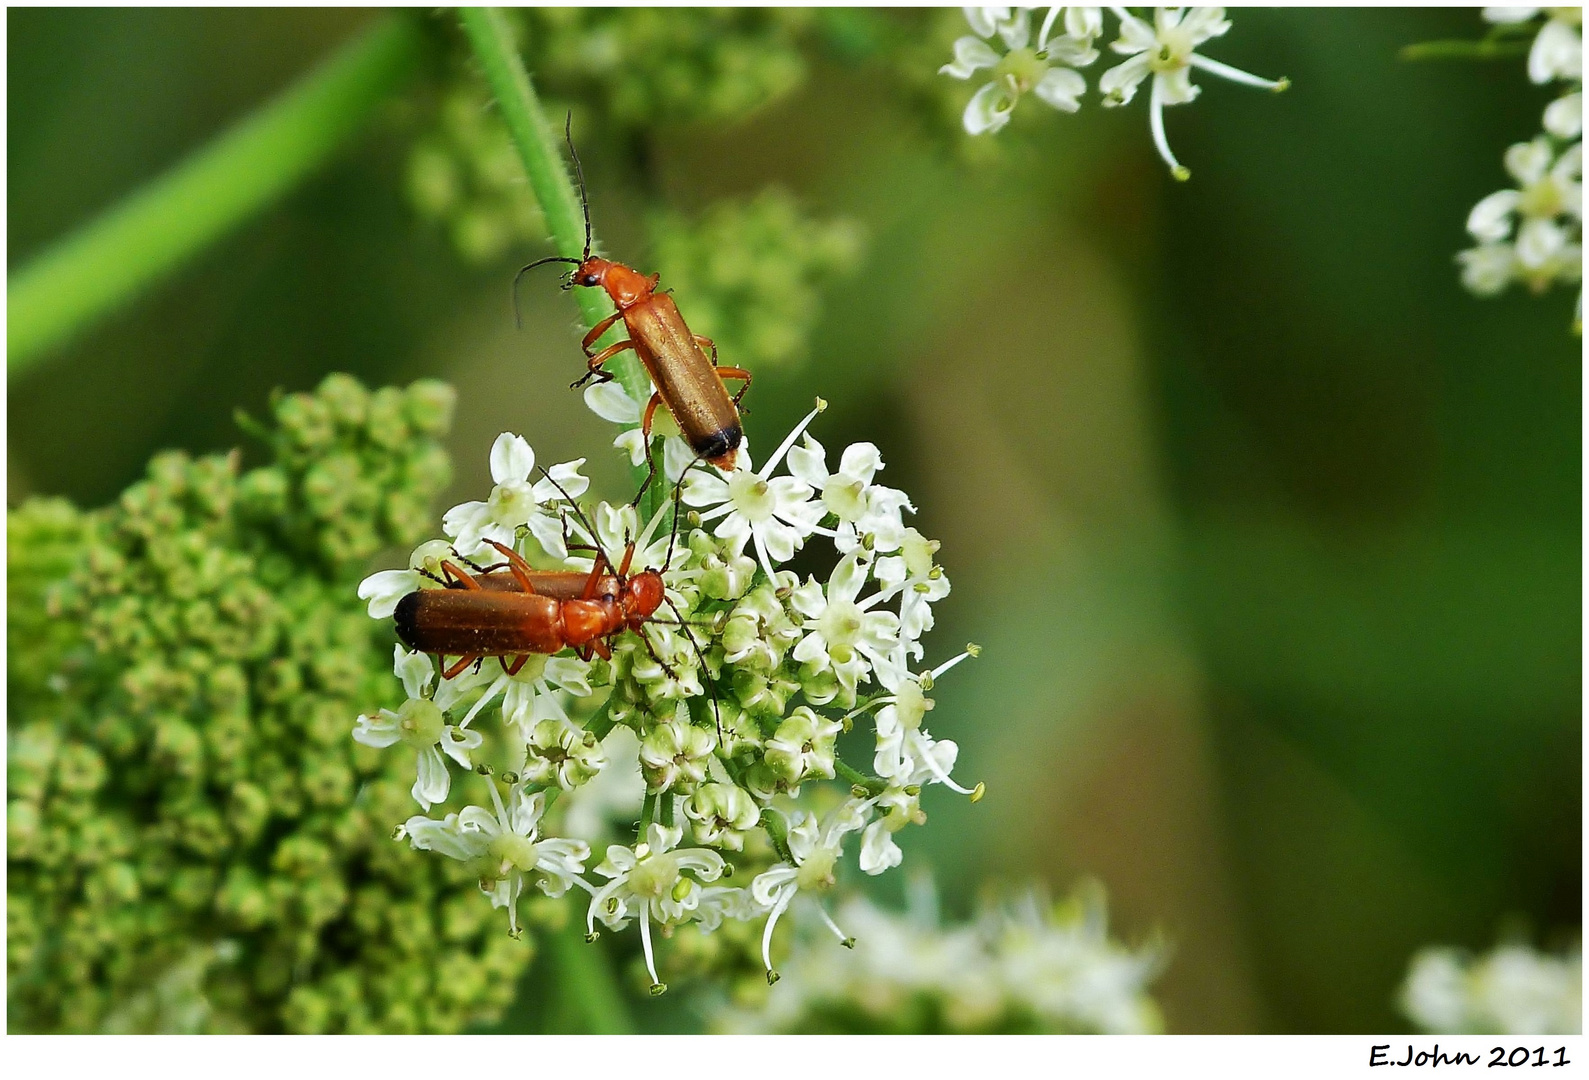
1545, 91, 1583, 139
1402, 941, 1582, 1035
1484, 7, 1583, 85
1100, 6, 1289, 180
719, 877, 1165, 1033
941, 6, 1101, 135
1454, 10, 1582, 327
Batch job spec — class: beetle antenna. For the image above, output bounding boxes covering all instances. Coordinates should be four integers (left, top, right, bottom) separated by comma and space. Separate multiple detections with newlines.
513, 256, 581, 328
564, 112, 593, 261
661, 592, 723, 746
663, 454, 704, 572
535, 465, 616, 582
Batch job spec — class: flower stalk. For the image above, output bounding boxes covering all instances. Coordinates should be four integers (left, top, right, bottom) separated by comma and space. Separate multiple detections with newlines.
457, 7, 657, 503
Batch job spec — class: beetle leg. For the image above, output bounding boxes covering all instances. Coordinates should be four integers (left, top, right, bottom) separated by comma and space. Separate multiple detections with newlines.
440, 561, 484, 590
572, 339, 635, 389
580, 309, 625, 354
442, 654, 480, 679
716, 366, 752, 408
502, 654, 530, 676
581, 553, 614, 601
483, 539, 537, 593
693, 335, 718, 362
640, 391, 664, 440
623, 391, 666, 509
591, 638, 612, 661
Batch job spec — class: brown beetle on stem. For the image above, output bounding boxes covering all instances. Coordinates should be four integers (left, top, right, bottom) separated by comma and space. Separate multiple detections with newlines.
515, 121, 750, 474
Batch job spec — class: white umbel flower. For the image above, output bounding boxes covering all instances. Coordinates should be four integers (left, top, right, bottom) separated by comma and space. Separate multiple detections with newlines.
397, 781, 590, 936
787, 434, 914, 555
680, 401, 828, 580
356, 539, 456, 618
1459, 136, 1582, 300
875, 527, 952, 660
587, 822, 727, 990
751, 800, 870, 979
441, 432, 588, 557
1485, 7, 1583, 85
352, 647, 484, 810
1100, 6, 1289, 180
789, 552, 903, 698
583, 380, 698, 480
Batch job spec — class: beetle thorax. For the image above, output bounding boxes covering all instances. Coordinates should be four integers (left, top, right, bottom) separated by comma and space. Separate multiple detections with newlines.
562, 597, 622, 645
581, 258, 654, 309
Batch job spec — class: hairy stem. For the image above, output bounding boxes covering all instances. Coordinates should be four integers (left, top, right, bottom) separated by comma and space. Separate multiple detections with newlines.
834, 758, 886, 797
457, 8, 655, 502
759, 807, 795, 865
8, 14, 425, 379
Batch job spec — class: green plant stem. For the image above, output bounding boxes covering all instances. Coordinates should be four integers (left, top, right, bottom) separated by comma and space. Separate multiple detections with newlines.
552, 904, 636, 1034
834, 759, 885, 796
457, 8, 655, 505
1400, 38, 1531, 62
759, 807, 794, 865
8, 14, 425, 379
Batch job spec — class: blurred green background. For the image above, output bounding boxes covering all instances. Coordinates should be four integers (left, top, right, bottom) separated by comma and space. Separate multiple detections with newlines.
9, 7, 1579, 1032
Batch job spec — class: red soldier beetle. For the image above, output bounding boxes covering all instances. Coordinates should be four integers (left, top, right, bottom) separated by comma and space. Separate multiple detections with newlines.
394, 471, 726, 737
515, 121, 750, 474
397, 537, 665, 678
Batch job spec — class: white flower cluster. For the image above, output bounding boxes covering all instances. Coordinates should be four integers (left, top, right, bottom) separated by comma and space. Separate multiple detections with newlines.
1401, 939, 1582, 1036
940, 6, 1288, 180
718, 877, 1165, 1033
1458, 9, 1582, 327
354, 396, 980, 991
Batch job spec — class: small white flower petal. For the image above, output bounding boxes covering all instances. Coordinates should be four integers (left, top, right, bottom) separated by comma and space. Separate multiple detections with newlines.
490, 433, 536, 485
1034, 66, 1087, 112
413, 745, 451, 811
941, 34, 1002, 79
584, 380, 641, 424
964, 78, 1017, 136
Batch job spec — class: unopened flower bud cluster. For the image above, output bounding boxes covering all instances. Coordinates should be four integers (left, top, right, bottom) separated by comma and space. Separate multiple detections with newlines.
406, 85, 547, 265
1455, 9, 1582, 328
360, 384, 981, 991
648, 190, 866, 371
939, 6, 1289, 180
10, 376, 535, 1033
